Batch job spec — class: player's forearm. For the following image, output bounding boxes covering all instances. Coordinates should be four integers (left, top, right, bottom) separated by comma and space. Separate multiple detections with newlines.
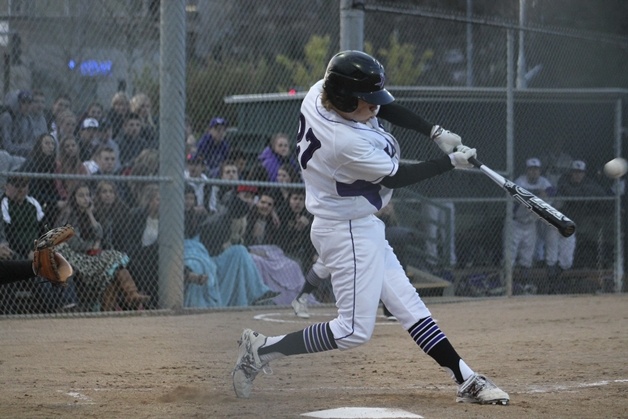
380, 155, 453, 189
377, 102, 433, 137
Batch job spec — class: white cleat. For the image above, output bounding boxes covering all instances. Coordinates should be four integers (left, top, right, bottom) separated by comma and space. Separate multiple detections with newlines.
291, 295, 310, 319
456, 374, 509, 405
232, 329, 268, 398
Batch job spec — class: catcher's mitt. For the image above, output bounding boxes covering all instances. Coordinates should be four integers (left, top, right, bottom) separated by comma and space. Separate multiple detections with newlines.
32, 225, 75, 287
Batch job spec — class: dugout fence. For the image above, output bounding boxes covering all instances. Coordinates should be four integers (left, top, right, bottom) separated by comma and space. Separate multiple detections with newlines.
0, 1, 625, 318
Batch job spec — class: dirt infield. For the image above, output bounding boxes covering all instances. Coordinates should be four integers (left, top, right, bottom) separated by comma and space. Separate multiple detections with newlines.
1, 294, 626, 418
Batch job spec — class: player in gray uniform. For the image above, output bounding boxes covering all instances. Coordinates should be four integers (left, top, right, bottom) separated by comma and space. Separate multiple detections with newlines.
232, 50, 509, 405
511, 158, 554, 292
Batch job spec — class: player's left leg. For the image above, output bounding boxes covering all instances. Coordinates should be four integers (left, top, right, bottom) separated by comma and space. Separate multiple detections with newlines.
380, 249, 509, 405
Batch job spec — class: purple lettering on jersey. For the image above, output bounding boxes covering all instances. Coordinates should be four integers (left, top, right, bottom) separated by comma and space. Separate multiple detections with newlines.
336, 180, 383, 210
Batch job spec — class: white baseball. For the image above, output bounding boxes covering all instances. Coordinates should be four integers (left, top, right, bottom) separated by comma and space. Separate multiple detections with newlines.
603, 157, 628, 179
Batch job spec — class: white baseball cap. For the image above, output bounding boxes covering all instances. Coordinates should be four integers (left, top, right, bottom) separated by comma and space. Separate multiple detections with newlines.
570, 160, 586, 171
81, 118, 99, 130
526, 158, 541, 168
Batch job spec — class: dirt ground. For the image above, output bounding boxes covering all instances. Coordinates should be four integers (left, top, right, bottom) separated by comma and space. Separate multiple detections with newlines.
1, 294, 627, 419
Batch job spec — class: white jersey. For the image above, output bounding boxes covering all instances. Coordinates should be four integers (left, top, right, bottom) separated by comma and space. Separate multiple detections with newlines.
297, 80, 399, 220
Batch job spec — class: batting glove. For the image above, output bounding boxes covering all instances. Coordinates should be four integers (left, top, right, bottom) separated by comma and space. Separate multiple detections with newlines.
449, 146, 476, 169
431, 125, 462, 154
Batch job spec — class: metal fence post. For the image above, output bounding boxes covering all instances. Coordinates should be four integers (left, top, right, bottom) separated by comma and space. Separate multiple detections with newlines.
340, 0, 364, 51
158, 0, 186, 310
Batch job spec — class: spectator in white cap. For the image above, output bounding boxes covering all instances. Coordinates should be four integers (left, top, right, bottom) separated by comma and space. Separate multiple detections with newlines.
77, 117, 100, 161
547, 159, 608, 293
510, 157, 554, 294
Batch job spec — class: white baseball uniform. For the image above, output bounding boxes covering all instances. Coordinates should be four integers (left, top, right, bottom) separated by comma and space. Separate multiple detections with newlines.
511, 173, 553, 268
297, 80, 431, 349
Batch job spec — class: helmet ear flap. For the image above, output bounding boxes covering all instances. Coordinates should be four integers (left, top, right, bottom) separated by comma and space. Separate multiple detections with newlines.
328, 93, 358, 113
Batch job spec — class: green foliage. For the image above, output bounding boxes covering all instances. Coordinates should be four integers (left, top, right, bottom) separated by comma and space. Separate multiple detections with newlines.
368, 34, 434, 85
276, 35, 332, 90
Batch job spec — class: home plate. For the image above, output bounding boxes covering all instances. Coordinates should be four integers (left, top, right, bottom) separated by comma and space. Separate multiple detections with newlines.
301, 407, 423, 418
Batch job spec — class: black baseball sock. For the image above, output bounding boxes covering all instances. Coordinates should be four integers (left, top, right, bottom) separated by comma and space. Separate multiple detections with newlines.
408, 317, 472, 384
297, 269, 322, 298
258, 322, 338, 362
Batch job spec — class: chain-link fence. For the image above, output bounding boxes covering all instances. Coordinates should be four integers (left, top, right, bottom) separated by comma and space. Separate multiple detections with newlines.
0, 1, 626, 317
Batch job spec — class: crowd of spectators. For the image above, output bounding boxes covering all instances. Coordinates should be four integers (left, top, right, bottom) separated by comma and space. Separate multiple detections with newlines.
0, 88, 317, 314
0, 87, 621, 313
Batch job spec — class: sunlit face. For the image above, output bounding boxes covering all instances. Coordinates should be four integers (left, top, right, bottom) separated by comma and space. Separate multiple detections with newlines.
277, 168, 291, 184
289, 193, 305, 213
272, 137, 291, 157
256, 194, 275, 216
184, 192, 196, 211
75, 186, 92, 210
137, 100, 151, 117
339, 99, 379, 123
221, 164, 238, 180
41, 136, 56, 155
98, 183, 116, 205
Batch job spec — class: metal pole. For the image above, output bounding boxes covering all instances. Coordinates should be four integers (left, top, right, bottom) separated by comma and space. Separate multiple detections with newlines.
466, 0, 474, 86
158, 0, 186, 310
614, 99, 624, 292
340, 0, 364, 51
504, 30, 516, 297
516, 0, 527, 89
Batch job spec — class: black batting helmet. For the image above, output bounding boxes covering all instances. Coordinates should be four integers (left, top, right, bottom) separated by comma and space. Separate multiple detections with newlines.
323, 50, 394, 113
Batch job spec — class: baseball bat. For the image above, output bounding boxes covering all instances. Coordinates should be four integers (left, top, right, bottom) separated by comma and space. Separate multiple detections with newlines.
467, 156, 576, 237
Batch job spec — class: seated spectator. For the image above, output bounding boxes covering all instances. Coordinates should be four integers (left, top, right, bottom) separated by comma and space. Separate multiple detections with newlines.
0, 149, 26, 196
130, 93, 158, 144
82, 101, 104, 124
119, 183, 161, 307
0, 175, 76, 313
258, 132, 300, 182
194, 117, 230, 178
275, 188, 316, 271
1, 176, 45, 258
76, 117, 100, 161
121, 148, 159, 208
84, 146, 117, 176
106, 92, 130, 140
273, 162, 302, 221
207, 160, 239, 215
55, 182, 149, 311
184, 154, 211, 214
29, 89, 48, 138
0, 90, 37, 157
51, 109, 77, 147
55, 136, 89, 204
47, 94, 72, 137
116, 113, 153, 168
243, 190, 311, 305
93, 180, 129, 251
18, 133, 62, 226
182, 185, 278, 307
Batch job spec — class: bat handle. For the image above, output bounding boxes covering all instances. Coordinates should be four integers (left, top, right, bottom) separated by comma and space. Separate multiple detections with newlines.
453, 146, 483, 168
467, 156, 483, 168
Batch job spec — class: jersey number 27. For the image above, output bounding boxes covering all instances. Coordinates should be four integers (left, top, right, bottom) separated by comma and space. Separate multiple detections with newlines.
296, 113, 321, 170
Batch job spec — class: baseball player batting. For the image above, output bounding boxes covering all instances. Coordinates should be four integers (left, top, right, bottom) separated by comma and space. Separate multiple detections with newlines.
233, 50, 509, 405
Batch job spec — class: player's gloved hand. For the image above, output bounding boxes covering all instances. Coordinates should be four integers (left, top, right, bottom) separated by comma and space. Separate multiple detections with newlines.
431, 125, 462, 154
448, 146, 476, 169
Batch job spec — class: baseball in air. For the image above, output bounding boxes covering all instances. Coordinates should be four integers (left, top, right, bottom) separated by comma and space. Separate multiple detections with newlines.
603, 157, 628, 179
